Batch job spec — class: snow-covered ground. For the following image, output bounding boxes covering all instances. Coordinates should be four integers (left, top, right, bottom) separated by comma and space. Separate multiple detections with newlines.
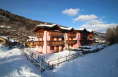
42, 50, 79, 61
0, 44, 118, 77
50, 44, 118, 77
0, 44, 47, 77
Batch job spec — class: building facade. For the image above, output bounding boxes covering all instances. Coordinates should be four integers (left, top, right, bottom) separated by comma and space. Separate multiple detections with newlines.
28, 24, 94, 54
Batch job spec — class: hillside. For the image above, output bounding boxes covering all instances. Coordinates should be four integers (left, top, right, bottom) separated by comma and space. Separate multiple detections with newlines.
0, 9, 66, 31
93, 31, 106, 39
92, 31, 106, 42
0, 9, 53, 30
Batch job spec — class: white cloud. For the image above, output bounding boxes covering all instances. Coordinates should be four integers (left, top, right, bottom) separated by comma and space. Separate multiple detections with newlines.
62, 8, 80, 16
73, 22, 75, 23
80, 25, 89, 27
79, 23, 118, 32
86, 20, 104, 25
73, 14, 98, 21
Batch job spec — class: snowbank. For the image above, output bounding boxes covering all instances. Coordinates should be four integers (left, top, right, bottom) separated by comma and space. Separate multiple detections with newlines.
0, 44, 48, 77
48, 44, 118, 77
1, 44, 118, 77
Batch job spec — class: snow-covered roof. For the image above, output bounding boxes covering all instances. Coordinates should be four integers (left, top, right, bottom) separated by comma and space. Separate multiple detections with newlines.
0, 36, 8, 40
75, 28, 93, 32
36, 24, 74, 31
74, 28, 84, 30
37, 24, 56, 27
60, 27, 73, 30
33, 24, 94, 32
0, 25, 5, 28
6, 26, 11, 28
27, 36, 37, 41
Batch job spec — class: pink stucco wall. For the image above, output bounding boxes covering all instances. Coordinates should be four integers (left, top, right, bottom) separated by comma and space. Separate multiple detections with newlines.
73, 33, 81, 48
36, 35, 44, 53
36, 31, 81, 54
65, 33, 81, 49
65, 33, 68, 49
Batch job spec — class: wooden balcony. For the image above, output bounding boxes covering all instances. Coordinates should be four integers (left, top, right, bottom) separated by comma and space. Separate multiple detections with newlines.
47, 41, 64, 46
33, 32, 44, 37
33, 41, 44, 46
88, 34, 94, 38
26, 41, 44, 46
49, 31, 63, 37
80, 40, 94, 45
66, 40, 77, 45
67, 33, 76, 38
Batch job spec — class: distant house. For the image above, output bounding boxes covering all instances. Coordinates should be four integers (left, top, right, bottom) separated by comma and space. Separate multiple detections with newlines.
26, 36, 37, 47
0, 37, 9, 46
93, 35, 106, 43
29, 24, 94, 54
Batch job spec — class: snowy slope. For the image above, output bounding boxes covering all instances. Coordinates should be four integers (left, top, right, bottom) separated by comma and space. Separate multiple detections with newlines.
0, 44, 48, 77
50, 44, 118, 77
0, 44, 118, 77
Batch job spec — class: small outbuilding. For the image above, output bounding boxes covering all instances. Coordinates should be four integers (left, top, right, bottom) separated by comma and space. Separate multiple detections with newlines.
0, 37, 9, 46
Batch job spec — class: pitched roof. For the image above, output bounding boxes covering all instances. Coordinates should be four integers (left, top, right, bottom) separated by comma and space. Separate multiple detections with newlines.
32, 24, 92, 33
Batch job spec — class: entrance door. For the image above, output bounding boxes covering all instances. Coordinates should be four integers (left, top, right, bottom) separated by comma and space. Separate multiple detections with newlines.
62, 45, 64, 51
56, 46, 59, 52
71, 44, 73, 47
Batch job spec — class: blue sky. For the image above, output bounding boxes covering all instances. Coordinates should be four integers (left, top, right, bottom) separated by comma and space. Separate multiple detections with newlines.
0, 0, 118, 32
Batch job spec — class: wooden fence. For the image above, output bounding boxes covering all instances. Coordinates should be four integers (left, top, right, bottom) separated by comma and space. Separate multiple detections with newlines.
20, 48, 53, 72
46, 52, 82, 66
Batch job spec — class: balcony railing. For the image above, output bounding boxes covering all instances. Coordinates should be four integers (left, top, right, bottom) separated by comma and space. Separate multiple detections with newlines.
27, 41, 44, 46
67, 33, 76, 38
33, 41, 44, 46
33, 32, 44, 37
80, 40, 94, 45
49, 31, 63, 37
47, 41, 64, 46
66, 40, 77, 45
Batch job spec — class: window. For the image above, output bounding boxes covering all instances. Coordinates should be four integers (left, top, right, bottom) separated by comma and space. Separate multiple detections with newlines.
57, 38, 59, 41
71, 38, 73, 40
50, 46, 54, 50
62, 37, 64, 40
71, 44, 73, 47
50, 37, 54, 41
41, 38, 43, 41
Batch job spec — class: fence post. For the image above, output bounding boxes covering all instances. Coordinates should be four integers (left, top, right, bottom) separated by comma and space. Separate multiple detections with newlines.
52, 64, 53, 69
58, 57, 60, 63
66, 56, 67, 61
27, 55, 28, 60
48, 62, 49, 65
36, 63, 37, 67
40, 61, 42, 73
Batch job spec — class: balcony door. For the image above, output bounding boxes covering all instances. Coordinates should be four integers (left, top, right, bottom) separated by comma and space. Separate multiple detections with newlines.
71, 44, 73, 47
56, 46, 59, 52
